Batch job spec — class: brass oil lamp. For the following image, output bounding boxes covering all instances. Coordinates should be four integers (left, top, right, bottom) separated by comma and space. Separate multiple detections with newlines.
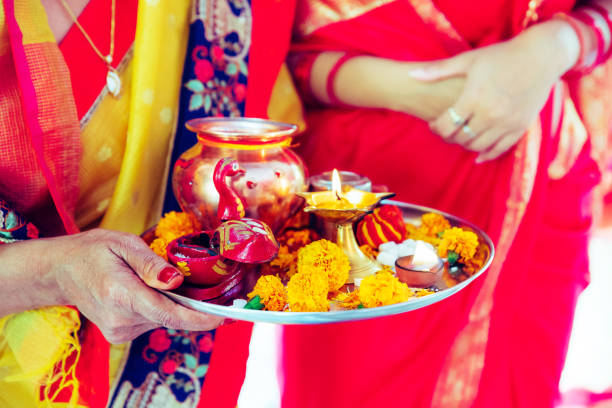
298, 170, 394, 282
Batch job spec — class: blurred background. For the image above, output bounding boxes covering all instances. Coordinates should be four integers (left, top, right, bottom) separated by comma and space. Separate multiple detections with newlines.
559, 188, 612, 408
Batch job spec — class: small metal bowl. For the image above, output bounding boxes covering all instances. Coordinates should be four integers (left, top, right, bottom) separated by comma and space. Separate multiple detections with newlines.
395, 255, 444, 288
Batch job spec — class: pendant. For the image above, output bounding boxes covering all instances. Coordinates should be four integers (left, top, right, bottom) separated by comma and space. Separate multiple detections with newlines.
106, 68, 121, 98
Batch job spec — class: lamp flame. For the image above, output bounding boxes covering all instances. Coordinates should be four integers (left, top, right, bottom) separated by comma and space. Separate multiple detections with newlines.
331, 169, 343, 199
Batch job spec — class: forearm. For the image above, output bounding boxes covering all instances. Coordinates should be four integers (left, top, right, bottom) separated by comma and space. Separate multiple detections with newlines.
307, 52, 463, 121
0, 238, 64, 316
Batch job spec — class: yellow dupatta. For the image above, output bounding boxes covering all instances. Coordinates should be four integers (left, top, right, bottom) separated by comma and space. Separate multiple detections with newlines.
0, 1, 192, 406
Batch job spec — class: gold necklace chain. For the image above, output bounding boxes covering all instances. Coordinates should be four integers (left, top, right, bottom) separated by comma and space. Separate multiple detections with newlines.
58, 0, 122, 97
59, 0, 116, 66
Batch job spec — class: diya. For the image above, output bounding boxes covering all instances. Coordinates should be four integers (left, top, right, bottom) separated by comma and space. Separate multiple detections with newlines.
298, 169, 394, 282
395, 241, 444, 288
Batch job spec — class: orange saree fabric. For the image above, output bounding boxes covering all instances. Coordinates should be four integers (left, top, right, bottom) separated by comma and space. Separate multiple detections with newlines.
282, 1, 603, 407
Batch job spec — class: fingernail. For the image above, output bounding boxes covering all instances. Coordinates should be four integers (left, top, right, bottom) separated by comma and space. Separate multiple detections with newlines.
158, 267, 181, 284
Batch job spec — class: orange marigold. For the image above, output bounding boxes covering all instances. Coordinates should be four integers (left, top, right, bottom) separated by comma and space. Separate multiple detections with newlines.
297, 239, 350, 291
280, 228, 319, 252
248, 275, 288, 311
332, 290, 361, 310
286, 271, 329, 312
462, 243, 490, 275
405, 223, 440, 246
269, 245, 298, 278
419, 213, 451, 237
149, 238, 169, 260
155, 211, 198, 243
358, 271, 412, 308
437, 227, 479, 262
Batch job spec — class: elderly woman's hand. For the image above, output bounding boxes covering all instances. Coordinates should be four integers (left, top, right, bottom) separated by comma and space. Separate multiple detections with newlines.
410, 19, 581, 162
1, 229, 223, 343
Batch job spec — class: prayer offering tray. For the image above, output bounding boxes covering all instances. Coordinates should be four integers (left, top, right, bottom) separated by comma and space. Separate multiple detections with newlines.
156, 200, 494, 324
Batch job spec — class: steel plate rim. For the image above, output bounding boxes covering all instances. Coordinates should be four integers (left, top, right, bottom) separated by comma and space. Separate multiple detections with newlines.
161, 199, 495, 324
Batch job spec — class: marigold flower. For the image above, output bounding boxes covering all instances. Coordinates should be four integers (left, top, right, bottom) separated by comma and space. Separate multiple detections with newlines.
155, 211, 198, 243
280, 228, 319, 252
332, 290, 361, 310
248, 275, 288, 311
358, 271, 412, 308
462, 242, 489, 275
286, 271, 329, 312
437, 227, 479, 262
297, 239, 350, 291
149, 238, 169, 260
419, 213, 451, 237
176, 261, 191, 276
269, 245, 298, 278
405, 223, 440, 246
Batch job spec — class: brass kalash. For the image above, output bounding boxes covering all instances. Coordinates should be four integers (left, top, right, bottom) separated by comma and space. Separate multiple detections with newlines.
298, 170, 394, 282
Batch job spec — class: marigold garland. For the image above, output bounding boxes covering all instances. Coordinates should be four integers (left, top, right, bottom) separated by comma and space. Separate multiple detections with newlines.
297, 239, 350, 291
248, 275, 288, 311
358, 271, 412, 308
437, 227, 479, 262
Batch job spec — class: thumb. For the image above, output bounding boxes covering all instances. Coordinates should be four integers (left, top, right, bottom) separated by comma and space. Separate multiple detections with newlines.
409, 52, 474, 81
112, 234, 185, 290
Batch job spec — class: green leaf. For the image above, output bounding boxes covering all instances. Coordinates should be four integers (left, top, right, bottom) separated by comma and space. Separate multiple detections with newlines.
203, 94, 212, 113
184, 353, 197, 369
437, 231, 445, 238
185, 79, 204, 93
447, 250, 459, 266
357, 304, 364, 309
245, 295, 264, 310
195, 364, 209, 378
189, 93, 203, 111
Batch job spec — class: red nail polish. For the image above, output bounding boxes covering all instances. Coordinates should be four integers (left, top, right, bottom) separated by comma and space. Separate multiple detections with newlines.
158, 267, 180, 284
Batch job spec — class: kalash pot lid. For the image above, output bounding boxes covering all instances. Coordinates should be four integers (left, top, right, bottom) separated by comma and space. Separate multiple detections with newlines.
212, 218, 279, 263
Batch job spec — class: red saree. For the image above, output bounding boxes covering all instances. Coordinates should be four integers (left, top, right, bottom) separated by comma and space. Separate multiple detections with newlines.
282, 1, 602, 407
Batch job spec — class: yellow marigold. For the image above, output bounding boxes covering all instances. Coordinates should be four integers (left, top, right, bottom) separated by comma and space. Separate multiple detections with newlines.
419, 213, 451, 237
462, 242, 490, 275
358, 271, 412, 308
414, 288, 434, 297
269, 245, 298, 278
149, 238, 169, 260
248, 275, 288, 311
155, 211, 198, 243
286, 271, 329, 312
176, 261, 191, 276
297, 239, 350, 291
281, 228, 318, 251
438, 227, 479, 262
332, 290, 361, 310
405, 223, 440, 246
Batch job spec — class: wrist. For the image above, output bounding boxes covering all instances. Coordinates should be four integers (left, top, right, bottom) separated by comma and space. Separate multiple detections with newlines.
521, 19, 582, 78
